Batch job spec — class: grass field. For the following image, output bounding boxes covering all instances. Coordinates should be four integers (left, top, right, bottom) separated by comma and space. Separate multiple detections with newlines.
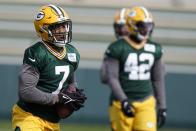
1, 120, 195, 131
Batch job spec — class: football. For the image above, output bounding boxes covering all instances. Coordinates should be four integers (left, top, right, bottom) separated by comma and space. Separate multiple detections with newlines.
56, 85, 76, 118
56, 103, 74, 118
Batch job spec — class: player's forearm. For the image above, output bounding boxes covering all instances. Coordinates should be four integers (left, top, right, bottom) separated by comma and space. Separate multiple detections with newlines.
18, 64, 59, 105
152, 80, 166, 109
151, 58, 166, 109
100, 58, 108, 84
108, 78, 127, 101
67, 72, 78, 87
106, 57, 127, 101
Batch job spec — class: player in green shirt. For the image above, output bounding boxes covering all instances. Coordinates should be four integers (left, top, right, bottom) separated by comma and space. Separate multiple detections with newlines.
101, 6, 166, 131
12, 4, 85, 131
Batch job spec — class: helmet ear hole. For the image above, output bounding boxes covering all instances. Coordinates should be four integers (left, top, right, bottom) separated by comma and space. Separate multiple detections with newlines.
39, 30, 43, 33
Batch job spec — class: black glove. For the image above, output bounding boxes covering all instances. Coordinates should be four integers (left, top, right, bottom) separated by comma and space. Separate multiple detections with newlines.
58, 92, 73, 104
157, 108, 167, 128
69, 88, 87, 111
58, 88, 87, 111
121, 99, 134, 117
69, 100, 84, 111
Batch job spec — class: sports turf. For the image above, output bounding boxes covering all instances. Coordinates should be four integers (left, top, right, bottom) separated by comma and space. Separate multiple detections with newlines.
1, 120, 195, 131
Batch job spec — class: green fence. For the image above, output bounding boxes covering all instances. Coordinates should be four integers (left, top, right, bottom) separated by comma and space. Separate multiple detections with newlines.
0, 64, 196, 128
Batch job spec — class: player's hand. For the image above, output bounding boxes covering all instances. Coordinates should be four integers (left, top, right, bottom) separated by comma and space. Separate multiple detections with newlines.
121, 99, 134, 117
69, 88, 87, 111
58, 92, 74, 105
157, 108, 167, 128
58, 87, 87, 111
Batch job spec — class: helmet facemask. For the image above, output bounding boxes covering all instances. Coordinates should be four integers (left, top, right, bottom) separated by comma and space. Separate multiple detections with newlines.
125, 6, 154, 43
130, 21, 154, 43
47, 20, 72, 47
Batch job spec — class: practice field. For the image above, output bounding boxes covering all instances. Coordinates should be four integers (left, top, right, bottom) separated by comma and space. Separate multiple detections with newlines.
1, 120, 195, 131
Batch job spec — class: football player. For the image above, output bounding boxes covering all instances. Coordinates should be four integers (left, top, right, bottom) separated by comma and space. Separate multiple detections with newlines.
101, 8, 130, 83
12, 4, 85, 131
101, 6, 167, 131
113, 8, 130, 39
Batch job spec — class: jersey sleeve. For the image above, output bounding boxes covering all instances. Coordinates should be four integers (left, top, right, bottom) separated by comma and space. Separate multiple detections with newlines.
155, 43, 163, 60
105, 41, 122, 60
23, 47, 44, 72
67, 43, 80, 71
74, 48, 80, 71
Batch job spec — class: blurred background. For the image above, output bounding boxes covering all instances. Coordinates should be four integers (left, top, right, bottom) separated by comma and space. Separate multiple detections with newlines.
0, 0, 196, 130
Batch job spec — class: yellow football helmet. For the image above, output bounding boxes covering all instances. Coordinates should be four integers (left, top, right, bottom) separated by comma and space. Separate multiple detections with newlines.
34, 4, 72, 47
113, 8, 130, 38
126, 6, 154, 42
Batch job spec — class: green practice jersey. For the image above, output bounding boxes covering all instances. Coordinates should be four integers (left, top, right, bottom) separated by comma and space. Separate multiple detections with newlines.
105, 38, 163, 102
17, 41, 80, 122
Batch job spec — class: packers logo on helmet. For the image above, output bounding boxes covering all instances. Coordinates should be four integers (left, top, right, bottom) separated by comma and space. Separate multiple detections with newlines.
34, 4, 72, 47
126, 6, 154, 42
35, 11, 45, 21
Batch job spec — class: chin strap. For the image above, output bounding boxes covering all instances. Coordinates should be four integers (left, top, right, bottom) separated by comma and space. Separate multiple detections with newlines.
129, 34, 143, 43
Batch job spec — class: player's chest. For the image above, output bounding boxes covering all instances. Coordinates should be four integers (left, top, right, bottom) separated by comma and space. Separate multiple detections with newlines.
120, 49, 155, 80
120, 46, 155, 66
40, 56, 76, 80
